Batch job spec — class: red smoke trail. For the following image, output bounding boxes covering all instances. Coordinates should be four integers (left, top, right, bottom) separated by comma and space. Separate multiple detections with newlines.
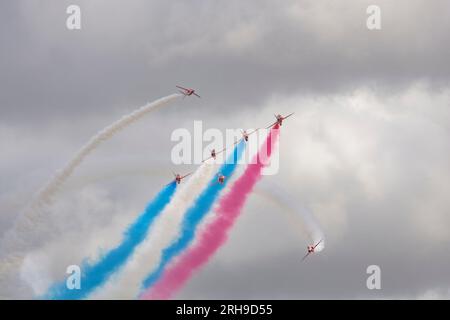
142, 125, 280, 300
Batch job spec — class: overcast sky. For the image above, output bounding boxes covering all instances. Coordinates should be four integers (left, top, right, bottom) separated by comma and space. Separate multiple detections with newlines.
1, 0, 450, 299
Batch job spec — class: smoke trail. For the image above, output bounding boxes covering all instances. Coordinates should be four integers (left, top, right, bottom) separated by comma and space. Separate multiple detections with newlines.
44, 181, 177, 300
140, 141, 245, 292
0, 94, 180, 294
254, 181, 325, 251
141, 130, 275, 300
35, 93, 181, 208
90, 163, 216, 299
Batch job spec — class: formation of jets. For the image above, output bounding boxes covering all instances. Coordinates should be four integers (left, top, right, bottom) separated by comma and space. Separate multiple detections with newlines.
170, 85, 294, 178
201, 129, 262, 163
169, 86, 319, 262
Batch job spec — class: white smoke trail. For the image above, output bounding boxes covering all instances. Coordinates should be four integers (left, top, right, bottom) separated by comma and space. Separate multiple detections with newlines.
255, 180, 325, 252
90, 162, 216, 299
34, 93, 181, 208
0, 253, 31, 299
0, 94, 180, 296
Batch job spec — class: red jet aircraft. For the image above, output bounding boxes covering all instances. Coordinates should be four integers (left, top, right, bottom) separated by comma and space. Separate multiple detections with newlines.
230, 129, 260, 148
168, 172, 192, 185
240, 129, 259, 142
266, 113, 294, 128
176, 85, 201, 98
301, 239, 323, 262
217, 173, 226, 185
202, 148, 226, 163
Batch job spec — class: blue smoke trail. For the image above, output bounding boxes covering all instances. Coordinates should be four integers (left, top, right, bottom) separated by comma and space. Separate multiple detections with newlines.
141, 141, 245, 290
45, 181, 177, 300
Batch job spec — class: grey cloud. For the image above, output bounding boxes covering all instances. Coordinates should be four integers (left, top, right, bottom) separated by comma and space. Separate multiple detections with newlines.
1, 0, 450, 123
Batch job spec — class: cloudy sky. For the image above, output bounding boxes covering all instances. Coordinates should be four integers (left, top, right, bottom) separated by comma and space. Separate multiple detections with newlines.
1, 0, 450, 299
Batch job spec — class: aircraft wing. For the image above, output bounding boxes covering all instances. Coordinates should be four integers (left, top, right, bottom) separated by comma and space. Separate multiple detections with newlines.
313, 239, 323, 249
202, 154, 217, 163
209, 147, 227, 158
202, 154, 216, 163
301, 252, 311, 262
181, 172, 193, 179
265, 121, 277, 129
283, 112, 295, 120
193, 92, 201, 98
242, 128, 260, 136
176, 85, 188, 90
248, 128, 259, 135
217, 147, 227, 155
